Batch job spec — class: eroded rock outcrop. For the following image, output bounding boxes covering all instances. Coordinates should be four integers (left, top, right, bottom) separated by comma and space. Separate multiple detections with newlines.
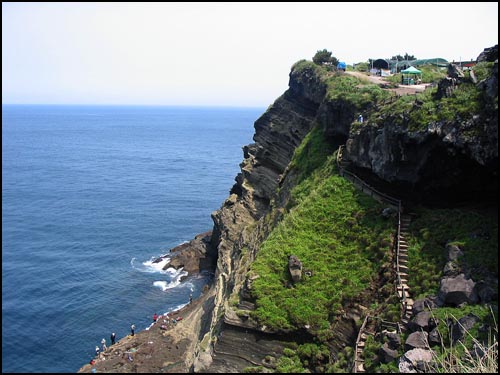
344, 47, 498, 204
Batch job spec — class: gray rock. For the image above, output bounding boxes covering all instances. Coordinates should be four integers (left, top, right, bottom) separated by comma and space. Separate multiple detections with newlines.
428, 328, 441, 347
445, 243, 464, 261
380, 342, 399, 363
451, 313, 479, 344
443, 261, 461, 276
438, 273, 478, 306
384, 331, 402, 350
399, 348, 435, 373
412, 297, 438, 315
405, 331, 429, 351
474, 280, 497, 303
408, 311, 432, 333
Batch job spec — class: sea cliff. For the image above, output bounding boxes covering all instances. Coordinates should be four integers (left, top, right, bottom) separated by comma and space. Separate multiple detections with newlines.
79, 45, 498, 373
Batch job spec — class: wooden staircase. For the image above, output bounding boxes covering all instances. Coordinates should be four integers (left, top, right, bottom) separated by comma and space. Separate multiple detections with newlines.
336, 145, 417, 370
353, 316, 375, 373
397, 214, 413, 325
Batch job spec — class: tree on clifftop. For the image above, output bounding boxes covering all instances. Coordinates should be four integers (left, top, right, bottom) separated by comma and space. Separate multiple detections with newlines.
313, 49, 339, 66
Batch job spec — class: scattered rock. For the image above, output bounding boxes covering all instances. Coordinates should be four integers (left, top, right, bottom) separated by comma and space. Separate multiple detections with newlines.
288, 255, 303, 283
383, 330, 401, 350
451, 313, 480, 344
412, 297, 438, 315
474, 280, 498, 303
405, 331, 429, 351
380, 342, 399, 363
438, 273, 478, 306
399, 348, 436, 373
445, 243, 464, 261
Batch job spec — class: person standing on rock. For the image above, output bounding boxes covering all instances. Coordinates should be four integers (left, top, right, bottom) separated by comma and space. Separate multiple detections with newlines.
110, 332, 116, 345
130, 324, 136, 336
153, 313, 158, 322
95, 346, 100, 357
101, 338, 107, 351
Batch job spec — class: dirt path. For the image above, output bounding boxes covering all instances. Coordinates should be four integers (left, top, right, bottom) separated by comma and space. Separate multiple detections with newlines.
345, 70, 431, 95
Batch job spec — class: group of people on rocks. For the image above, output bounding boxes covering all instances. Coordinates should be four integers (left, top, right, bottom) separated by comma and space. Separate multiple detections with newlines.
91, 293, 194, 364
93, 332, 116, 360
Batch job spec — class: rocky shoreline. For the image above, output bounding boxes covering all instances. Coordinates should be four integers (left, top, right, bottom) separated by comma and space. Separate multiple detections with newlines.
78, 231, 217, 373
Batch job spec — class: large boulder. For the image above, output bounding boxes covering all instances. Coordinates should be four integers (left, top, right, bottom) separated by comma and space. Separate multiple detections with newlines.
399, 348, 436, 373
451, 313, 480, 344
408, 311, 434, 333
405, 331, 429, 351
474, 280, 498, 303
412, 297, 439, 315
380, 343, 399, 364
438, 273, 478, 306
383, 330, 402, 350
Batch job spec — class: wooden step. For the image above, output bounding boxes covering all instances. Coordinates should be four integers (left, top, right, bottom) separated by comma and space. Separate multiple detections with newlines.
397, 290, 410, 299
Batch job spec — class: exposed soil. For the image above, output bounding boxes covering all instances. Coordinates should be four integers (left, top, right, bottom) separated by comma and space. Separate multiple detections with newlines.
345, 70, 431, 95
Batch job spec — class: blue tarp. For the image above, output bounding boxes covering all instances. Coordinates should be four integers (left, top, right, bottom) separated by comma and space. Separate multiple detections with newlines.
337, 61, 346, 70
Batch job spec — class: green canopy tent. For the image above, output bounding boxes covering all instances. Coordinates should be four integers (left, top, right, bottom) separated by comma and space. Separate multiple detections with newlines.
400, 66, 422, 85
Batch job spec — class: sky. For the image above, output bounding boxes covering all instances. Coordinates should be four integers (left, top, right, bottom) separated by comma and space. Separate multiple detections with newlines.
2, 2, 498, 107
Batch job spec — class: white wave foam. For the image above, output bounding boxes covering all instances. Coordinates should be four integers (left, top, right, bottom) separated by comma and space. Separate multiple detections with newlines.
163, 302, 189, 316
153, 268, 188, 291
142, 257, 171, 273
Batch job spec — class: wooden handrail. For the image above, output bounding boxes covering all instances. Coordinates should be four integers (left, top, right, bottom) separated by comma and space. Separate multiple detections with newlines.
353, 314, 370, 373
337, 145, 409, 322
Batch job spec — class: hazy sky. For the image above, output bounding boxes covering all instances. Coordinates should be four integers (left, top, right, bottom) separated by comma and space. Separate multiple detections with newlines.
2, 2, 498, 107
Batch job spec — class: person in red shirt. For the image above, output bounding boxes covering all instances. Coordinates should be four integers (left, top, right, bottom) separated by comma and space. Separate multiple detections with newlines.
153, 313, 158, 322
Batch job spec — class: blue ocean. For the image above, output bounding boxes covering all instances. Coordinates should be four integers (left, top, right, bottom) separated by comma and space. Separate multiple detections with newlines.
2, 104, 262, 373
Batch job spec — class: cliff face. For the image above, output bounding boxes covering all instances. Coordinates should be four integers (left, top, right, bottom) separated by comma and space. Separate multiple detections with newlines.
207, 64, 324, 335
196, 47, 498, 372
345, 56, 498, 204
81, 46, 497, 374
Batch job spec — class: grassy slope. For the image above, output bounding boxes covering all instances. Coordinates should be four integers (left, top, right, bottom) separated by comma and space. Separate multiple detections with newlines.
244, 63, 498, 372
249, 125, 395, 339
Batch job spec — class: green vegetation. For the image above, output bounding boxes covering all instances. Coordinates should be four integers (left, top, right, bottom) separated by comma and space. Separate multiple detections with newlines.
249, 125, 396, 341
384, 64, 446, 85
354, 62, 369, 72
324, 74, 389, 104
312, 48, 339, 67
472, 61, 495, 82
365, 81, 482, 132
289, 124, 336, 183
406, 207, 498, 299
430, 306, 498, 373
241, 57, 497, 372
291, 59, 323, 75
